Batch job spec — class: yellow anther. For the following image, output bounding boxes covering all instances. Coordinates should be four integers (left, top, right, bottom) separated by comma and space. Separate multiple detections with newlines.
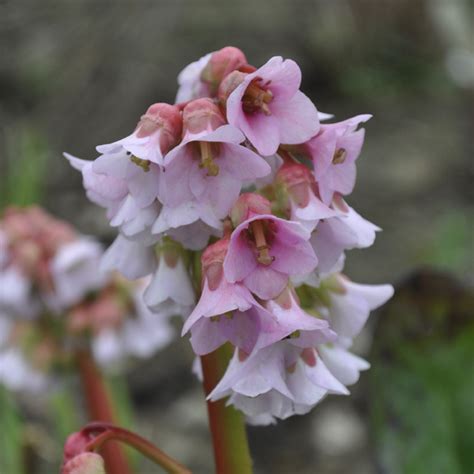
130, 155, 151, 172
289, 330, 301, 339
210, 315, 221, 323
199, 141, 219, 176
332, 148, 347, 164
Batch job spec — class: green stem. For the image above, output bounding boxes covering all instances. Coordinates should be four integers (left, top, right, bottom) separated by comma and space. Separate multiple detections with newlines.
200, 344, 253, 474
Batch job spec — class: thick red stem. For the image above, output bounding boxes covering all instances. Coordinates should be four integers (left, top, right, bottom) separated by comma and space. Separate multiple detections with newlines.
76, 350, 133, 474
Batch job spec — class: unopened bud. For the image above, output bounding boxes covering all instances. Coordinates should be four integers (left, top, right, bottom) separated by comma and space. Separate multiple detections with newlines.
218, 70, 246, 105
201, 46, 247, 95
62, 452, 105, 474
135, 103, 183, 154
230, 193, 272, 227
182, 98, 226, 136
201, 239, 229, 290
276, 163, 315, 208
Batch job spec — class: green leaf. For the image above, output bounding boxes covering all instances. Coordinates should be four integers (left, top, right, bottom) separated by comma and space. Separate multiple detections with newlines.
0, 386, 25, 474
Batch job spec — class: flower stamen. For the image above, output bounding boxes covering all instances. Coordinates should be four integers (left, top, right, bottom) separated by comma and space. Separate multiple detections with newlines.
242, 80, 273, 115
251, 220, 274, 266
332, 148, 347, 164
199, 142, 219, 176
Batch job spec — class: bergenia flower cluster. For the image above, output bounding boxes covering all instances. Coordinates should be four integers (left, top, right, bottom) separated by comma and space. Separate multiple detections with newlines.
66, 46, 393, 424
0, 207, 173, 392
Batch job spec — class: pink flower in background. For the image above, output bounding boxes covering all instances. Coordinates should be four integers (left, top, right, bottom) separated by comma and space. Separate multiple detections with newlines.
226, 56, 320, 156
51, 239, 106, 308
307, 114, 372, 204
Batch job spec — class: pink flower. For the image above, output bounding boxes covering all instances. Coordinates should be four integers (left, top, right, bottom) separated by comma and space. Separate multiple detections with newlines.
318, 274, 394, 339
309, 196, 380, 274
209, 342, 348, 424
276, 163, 339, 232
101, 235, 156, 280
160, 99, 270, 219
176, 47, 247, 102
97, 103, 182, 167
51, 239, 106, 308
226, 56, 320, 156
92, 280, 174, 369
307, 114, 372, 204
318, 343, 370, 386
182, 239, 290, 355
143, 240, 195, 318
152, 201, 223, 251
224, 196, 317, 299
64, 153, 161, 241
175, 53, 212, 103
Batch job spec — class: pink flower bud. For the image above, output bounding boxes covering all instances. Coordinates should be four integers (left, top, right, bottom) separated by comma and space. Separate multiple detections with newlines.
201, 46, 247, 94
230, 193, 272, 227
217, 70, 247, 106
201, 238, 229, 290
276, 163, 315, 208
182, 98, 226, 136
63, 431, 93, 464
135, 103, 183, 154
62, 452, 105, 474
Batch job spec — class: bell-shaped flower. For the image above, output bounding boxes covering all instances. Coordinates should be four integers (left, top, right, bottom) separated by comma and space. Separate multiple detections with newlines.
209, 341, 348, 425
224, 195, 317, 300
317, 274, 394, 338
175, 53, 212, 103
143, 239, 195, 318
306, 114, 371, 204
310, 196, 380, 273
101, 235, 156, 280
182, 239, 288, 355
225, 56, 320, 156
318, 342, 370, 386
152, 201, 222, 251
160, 99, 270, 220
176, 47, 247, 102
275, 163, 339, 232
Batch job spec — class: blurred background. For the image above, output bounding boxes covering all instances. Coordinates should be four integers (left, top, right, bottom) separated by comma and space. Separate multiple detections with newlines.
0, 0, 473, 473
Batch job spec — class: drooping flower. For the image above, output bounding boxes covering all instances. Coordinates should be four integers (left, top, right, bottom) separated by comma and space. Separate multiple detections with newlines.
209, 341, 348, 425
159, 99, 271, 220
315, 273, 394, 339
309, 195, 380, 274
224, 194, 317, 299
225, 56, 320, 156
143, 239, 195, 318
306, 114, 372, 204
275, 162, 339, 232
176, 47, 247, 102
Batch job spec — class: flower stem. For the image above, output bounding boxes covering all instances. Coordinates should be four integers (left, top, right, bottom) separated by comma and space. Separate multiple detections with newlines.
200, 344, 253, 474
84, 423, 191, 474
76, 350, 133, 474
